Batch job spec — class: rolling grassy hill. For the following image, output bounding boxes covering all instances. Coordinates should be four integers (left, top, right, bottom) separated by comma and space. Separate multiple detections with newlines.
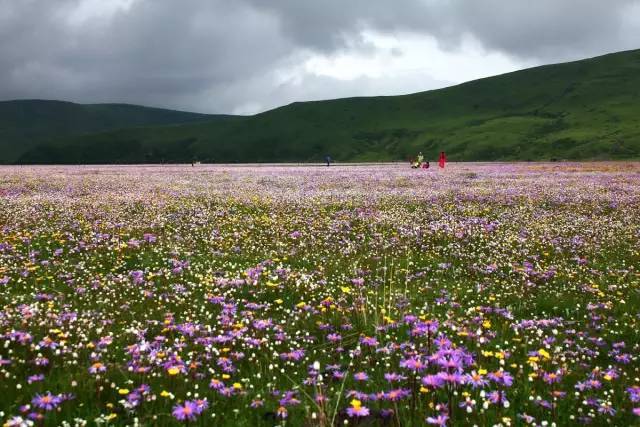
0, 100, 228, 162
9, 48, 640, 164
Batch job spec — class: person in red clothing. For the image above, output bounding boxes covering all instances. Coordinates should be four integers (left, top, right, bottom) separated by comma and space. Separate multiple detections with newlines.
438, 151, 446, 168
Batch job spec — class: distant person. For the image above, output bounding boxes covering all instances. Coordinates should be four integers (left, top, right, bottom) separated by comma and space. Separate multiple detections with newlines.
421, 161, 430, 169
417, 151, 424, 165
439, 151, 447, 168
325, 155, 332, 166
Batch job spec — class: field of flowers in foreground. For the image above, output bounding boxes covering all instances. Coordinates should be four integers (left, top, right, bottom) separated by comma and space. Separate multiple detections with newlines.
1, 163, 639, 426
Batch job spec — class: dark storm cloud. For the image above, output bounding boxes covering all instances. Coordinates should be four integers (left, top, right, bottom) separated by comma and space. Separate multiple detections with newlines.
248, 0, 639, 60
0, 0, 295, 111
445, 0, 640, 61
244, 0, 441, 52
0, 0, 638, 113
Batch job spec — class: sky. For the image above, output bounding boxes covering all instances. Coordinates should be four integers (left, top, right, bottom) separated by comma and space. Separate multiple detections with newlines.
1, 0, 639, 115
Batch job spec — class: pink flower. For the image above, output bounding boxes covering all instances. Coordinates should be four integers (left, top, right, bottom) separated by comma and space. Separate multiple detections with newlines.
354, 372, 369, 381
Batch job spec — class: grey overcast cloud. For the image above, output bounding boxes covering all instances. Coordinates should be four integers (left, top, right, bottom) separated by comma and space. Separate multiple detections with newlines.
1, 0, 639, 114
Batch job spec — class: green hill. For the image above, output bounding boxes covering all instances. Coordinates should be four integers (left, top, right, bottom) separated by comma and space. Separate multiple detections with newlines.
10, 49, 640, 164
0, 100, 226, 162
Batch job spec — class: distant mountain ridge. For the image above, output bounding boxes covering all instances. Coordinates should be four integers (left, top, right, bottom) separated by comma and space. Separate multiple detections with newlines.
5, 48, 640, 164
0, 100, 229, 162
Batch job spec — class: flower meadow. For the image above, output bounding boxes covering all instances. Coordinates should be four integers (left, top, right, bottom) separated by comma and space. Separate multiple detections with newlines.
1, 162, 639, 426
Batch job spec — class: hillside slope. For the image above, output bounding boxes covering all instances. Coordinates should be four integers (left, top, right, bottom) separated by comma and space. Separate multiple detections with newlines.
12, 49, 640, 163
0, 100, 228, 162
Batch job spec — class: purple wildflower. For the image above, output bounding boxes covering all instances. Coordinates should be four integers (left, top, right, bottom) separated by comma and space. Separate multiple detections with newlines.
172, 401, 199, 421
31, 393, 62, 411
346, 400, 370, 418
426, 414, 449, 426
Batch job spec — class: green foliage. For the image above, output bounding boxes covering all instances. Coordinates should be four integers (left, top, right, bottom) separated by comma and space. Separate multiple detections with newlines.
7, 48, 640, 163
0, 100, 225, 162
